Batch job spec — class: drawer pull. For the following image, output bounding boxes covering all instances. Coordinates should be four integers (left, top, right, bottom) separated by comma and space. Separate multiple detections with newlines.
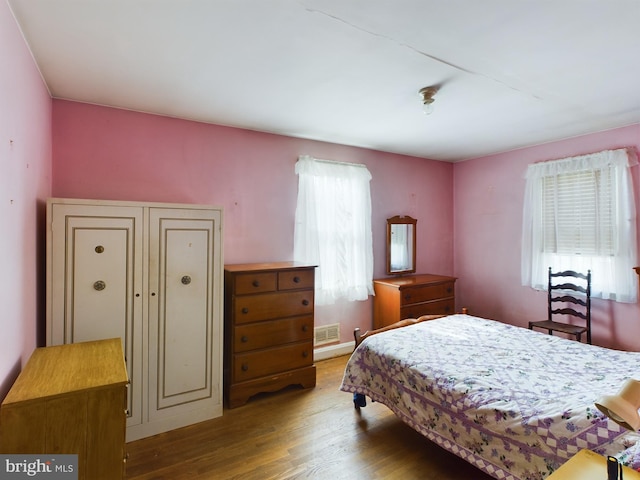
447, 287, 452, 293
302, 351, 309, 358
241, 363, 249, 372
181, 275, 192, 285
302, 325, 308, 332
293, 276, 300, 283
252, 280, 260, 287
241, 335, 248, 343
302, 299, 309, 306
242, 307, 249, 314
404, 294, 411, 301
93, 280, 106, 291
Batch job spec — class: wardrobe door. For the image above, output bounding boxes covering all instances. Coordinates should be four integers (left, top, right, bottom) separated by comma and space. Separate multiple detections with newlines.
47, 202, 144, 429
147, 207, 223, 428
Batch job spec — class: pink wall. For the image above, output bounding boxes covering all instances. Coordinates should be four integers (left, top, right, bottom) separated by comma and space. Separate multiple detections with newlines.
0, 3, 52, 400
49, 93, 640, 353
52, 100, 454, 342
454, 124, 640, 351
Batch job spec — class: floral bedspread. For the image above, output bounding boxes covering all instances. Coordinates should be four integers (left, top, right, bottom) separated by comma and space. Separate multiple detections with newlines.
340, 314, 640, 480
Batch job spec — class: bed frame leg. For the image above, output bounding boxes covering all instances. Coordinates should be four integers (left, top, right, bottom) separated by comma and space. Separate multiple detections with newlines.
353, 393, 367, 409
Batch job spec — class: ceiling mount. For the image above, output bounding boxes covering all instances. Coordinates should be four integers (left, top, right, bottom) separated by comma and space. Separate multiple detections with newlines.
419, 86, 439, 115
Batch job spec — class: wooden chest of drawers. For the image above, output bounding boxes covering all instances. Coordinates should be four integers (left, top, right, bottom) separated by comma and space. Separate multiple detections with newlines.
224, 262, 316, 408
0, 339, 128, 480
373, 274, 456, 329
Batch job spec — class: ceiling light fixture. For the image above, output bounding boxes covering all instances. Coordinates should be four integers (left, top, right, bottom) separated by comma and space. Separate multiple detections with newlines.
419, 86, 438, 115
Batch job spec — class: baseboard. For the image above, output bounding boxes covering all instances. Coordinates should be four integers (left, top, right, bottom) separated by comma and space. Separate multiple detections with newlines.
313, 341, 355, 361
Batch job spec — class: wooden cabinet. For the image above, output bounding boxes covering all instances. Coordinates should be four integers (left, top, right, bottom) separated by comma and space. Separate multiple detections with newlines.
0, 339, 128, 480
224, 262, 316, 408
373, 274, 456, 329
46, 198, 223, 441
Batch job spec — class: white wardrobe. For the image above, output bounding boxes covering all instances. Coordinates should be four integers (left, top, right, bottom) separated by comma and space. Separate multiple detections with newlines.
46, 198, 223, 441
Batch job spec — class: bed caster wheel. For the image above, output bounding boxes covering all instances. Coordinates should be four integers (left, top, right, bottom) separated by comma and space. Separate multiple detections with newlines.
353, 393, 366, 409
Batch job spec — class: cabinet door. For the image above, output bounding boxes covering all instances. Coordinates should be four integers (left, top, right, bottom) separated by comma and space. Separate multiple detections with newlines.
147, 208, 223, 423
48, 203, 143, 429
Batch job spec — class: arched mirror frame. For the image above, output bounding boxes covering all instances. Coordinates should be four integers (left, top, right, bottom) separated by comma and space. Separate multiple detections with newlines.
386, 215, 417, 275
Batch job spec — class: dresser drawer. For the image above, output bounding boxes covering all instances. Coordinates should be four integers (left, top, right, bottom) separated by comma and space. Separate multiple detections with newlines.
400, 281, 454, 306
401, 298, 455, 319
233, 290, 314, 324
233, 342, 313, 382
234, 315, 313, 352
278, 269, 314, 290
233, 272, 277, 295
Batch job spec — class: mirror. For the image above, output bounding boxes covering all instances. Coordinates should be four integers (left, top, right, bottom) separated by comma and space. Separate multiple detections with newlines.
386, 215, 417, 275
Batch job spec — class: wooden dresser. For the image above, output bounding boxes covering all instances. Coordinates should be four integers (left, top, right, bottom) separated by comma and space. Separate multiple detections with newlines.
373, 274, 456, 329
224, 262, 317, 408
0, 338, 128, 480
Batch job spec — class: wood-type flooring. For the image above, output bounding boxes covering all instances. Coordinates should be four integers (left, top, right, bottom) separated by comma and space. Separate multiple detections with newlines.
124, 355, 495, 480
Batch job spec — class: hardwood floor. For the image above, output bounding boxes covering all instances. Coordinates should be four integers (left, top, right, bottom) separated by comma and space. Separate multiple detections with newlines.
124, 355, 495, 480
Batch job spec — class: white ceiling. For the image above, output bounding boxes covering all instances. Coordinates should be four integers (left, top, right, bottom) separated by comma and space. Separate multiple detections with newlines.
8, 0, 640, 162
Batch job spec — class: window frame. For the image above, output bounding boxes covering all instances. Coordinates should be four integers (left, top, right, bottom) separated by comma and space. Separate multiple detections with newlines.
521, 148, 637, 303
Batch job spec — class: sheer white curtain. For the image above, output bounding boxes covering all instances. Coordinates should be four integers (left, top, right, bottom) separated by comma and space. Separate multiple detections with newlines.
521, 148, 638, 302
294, 155, 374, 306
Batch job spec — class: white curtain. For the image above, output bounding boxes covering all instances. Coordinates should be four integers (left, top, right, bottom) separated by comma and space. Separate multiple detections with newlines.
521, 148, 638, 302
294, 155, 374, 306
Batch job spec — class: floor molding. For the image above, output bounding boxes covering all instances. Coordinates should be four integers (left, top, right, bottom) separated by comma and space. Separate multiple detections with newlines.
313, 341, 355, 361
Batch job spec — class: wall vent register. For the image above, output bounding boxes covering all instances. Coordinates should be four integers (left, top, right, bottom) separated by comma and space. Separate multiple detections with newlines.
314, 323, 340, 346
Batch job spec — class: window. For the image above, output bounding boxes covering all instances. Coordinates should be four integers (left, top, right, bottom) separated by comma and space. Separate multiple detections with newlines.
293, 155, 374, 306
521, 148, 637, 302
541, 169, 613, 256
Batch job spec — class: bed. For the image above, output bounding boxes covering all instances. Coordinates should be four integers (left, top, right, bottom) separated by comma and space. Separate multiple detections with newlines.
340, 313, 640, 480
